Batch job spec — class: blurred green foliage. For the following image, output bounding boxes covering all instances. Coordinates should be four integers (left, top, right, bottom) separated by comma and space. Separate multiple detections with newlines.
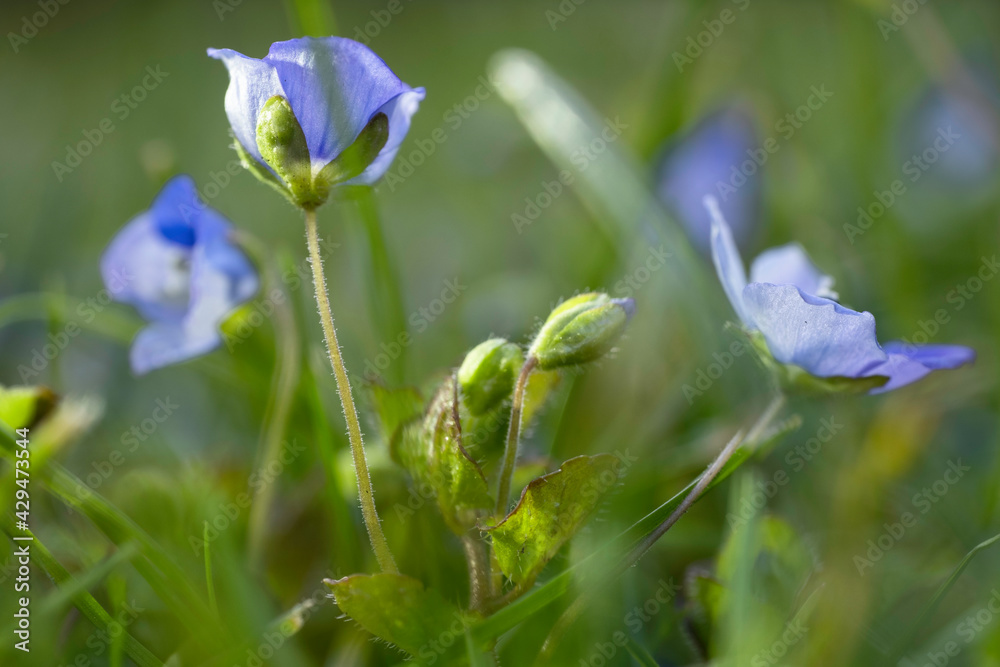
1, 0, 1000, 665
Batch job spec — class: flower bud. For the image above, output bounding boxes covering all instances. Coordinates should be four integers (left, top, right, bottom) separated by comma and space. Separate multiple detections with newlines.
256, 95, 315, 206
529, 293, 635, 370
458, 338, 523, 415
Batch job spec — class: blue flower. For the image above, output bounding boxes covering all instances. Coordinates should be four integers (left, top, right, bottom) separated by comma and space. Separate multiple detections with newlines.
101, 176, 258, 375
705, 197, 974, 393
208, 37, 424, 205
656, 107, 762, 254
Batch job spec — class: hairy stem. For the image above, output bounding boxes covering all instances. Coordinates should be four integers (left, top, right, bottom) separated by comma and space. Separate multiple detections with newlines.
495, 357, 538, 518
462, 534, 490, 613
305, 208, 397, 574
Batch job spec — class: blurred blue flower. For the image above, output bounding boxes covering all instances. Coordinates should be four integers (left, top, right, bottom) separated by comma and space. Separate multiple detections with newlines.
900, 84, 999, 189
656, 107, 762, 254
101, 176, 258, 375
208, 37, 425, 189
706, 197, 974, 394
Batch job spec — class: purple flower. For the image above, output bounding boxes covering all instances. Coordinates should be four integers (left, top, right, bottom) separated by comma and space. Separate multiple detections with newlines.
656, 107, 762, 254
208, 37, 424, 205
705, 197, 974, 393
101, 176, 258, 375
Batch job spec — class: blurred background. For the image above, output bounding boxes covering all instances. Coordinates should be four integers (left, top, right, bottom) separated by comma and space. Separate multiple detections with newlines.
1, 0, 999, 665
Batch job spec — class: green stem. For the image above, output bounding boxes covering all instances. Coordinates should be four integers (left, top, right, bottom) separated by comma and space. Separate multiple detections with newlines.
304, 208, 398, 574
461, 534, 489, 613
495, 357, 538, 517
352, 188, 408, 384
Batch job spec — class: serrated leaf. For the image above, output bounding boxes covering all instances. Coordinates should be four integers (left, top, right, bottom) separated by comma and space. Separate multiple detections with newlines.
325, 573, 469, 657
488, 454, 620, 584
367, 384, 424, 450
393, 378, 492, 531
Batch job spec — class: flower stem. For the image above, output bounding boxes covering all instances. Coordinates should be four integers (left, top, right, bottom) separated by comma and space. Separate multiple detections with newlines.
304, 208, 398, 574
495, 357, 538, 518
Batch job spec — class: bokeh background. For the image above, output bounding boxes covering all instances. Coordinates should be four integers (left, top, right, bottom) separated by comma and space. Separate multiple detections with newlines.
1, 0, 999, 665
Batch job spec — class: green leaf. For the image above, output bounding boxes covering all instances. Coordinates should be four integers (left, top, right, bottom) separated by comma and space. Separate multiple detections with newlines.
393, 378, 492, 531
471, 410, 799, 643
325, 573, 470, 657
488, 454, 620, 584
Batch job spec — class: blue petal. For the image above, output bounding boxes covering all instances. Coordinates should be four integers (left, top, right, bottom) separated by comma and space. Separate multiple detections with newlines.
345, 87, 425, 185
263, 37, 415, 167
749, 243, 838, 299
131, 324, 222, 375
866, 342, 976, 394
150, 175, 200, 246
742, 283, 888, 378
101, 213, 192, 324
207, 47, 286, 168
103, 176, 259, 374
706, 196, 751, 325
657, 107, 761, 253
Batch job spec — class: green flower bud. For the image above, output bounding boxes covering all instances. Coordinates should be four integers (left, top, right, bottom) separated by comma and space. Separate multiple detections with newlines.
256, 95, 316, 207
458, 338, 524, 415
247, 100, 391, 210
529, 293, 635, 370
